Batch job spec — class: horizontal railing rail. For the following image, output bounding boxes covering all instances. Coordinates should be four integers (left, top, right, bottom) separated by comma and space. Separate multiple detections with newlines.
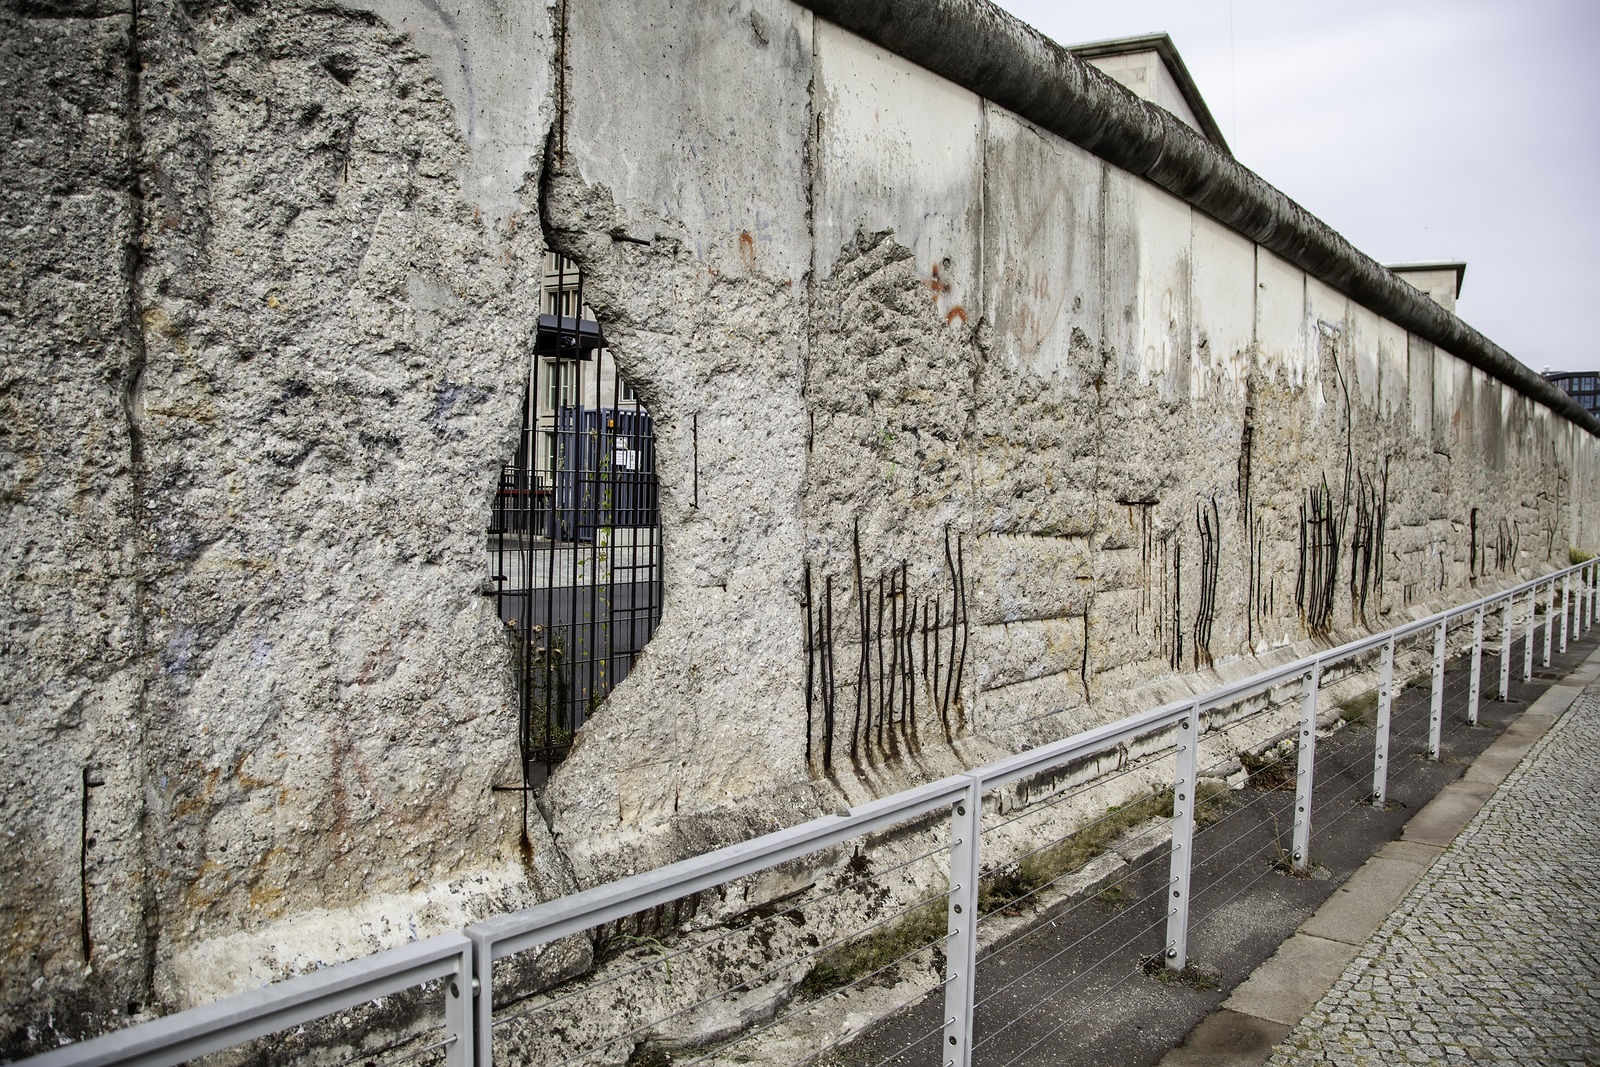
24, 935, 474, 1067
25, 559, 1598, 1067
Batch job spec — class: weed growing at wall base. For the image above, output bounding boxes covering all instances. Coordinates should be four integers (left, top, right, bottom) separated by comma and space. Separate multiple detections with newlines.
797, 900, 947, 999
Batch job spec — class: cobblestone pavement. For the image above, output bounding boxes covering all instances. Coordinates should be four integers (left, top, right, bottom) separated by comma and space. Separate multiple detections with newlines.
1268, 687, 1600, 1066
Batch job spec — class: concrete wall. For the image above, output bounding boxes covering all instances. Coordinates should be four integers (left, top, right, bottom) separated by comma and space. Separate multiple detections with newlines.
4, 0, 1597, 1048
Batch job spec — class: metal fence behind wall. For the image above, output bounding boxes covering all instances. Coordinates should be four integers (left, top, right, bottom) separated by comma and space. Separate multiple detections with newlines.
28, 560, 1600, 1067
488, 270, 663, 775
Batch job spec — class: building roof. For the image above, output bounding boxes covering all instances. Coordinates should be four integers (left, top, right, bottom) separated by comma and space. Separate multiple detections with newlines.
1066, 33, 1231, 155
1385, 261, 1467, 299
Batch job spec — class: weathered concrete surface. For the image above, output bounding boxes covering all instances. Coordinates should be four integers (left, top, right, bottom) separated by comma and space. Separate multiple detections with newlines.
793, 0, 1600, 436
1, 0, 151, 1041
6, 0, 1600, 1051
2, 0, 576, 1050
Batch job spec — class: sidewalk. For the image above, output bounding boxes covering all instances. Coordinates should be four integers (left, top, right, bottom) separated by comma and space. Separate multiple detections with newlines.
1164, 649, 1600, 1066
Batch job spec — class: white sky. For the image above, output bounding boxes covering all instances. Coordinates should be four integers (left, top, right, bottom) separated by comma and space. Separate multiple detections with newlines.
992, 0, 1600, 373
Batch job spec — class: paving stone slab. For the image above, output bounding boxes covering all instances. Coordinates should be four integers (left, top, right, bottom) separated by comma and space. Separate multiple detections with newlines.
1223, 934, 1362, 1027
1296, 856, 1429, 947
1398, 778, 1498, 846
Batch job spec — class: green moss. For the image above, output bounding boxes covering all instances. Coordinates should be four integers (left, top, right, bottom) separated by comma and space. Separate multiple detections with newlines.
1337, 688, 1380, 729
797, 900, 947, 1000
1095, 882, 1131, 909
1194, 778, 1232, 827
1570, 548, 1594, 565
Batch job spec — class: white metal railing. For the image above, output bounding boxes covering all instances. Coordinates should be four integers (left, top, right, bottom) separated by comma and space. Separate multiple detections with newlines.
24, 559, 1598, 1067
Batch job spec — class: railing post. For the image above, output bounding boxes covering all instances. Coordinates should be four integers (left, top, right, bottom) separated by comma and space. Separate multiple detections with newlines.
1524, 586, 1537, 682
1561, 572, 1572, 653
468, 929, 494, 1067
943, 775, 982, 1067
1544, 580, 1556, 668
1372, 637, 1394, 807
1578, 565, 1586, 634
1584, 563, 1593, 631
1587, 563, 1594, 631
1468, 606, 1484, 726
446, 940, 475, 1067
1580, 565, 1588, 633
1291, 663, 1321, 873
1499, 597, 1512, 700
1165, 700, 1202, 971
1428, 620, 1445, 761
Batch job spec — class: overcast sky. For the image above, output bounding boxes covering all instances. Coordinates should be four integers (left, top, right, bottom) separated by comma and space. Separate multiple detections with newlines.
992, 0, 1600, 373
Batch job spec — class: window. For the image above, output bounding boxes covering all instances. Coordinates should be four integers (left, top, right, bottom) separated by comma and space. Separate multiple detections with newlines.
546, 358, 578, 411
544, 254, 582, 317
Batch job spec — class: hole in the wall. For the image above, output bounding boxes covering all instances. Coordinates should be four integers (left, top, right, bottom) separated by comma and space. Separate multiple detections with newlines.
488, 254, 662, 786
320, 54, 357, 86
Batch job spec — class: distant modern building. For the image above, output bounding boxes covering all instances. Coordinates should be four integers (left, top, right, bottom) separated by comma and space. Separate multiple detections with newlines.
1545, 370, 1600, 416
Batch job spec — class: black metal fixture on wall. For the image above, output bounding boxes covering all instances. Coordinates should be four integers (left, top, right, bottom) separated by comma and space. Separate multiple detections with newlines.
490, 258, 663, 785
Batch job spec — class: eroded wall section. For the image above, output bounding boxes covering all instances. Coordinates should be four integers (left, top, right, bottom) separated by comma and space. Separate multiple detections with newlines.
3, 0, 573, 1049
538, 10, 1600, 876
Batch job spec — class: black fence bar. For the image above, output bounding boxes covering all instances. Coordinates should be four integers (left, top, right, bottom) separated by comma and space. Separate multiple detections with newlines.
489, 264, 663, 779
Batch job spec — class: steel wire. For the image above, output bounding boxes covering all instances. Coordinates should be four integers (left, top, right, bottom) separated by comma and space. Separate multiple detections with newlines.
985, 914, 1183, 1067
491, 838, 951, 1030
670, 939, 959, 1067
972, 848, 1172, 1006
777, 1002, 955, 1067
1199, 697, 1299, 743
977, 786, 1176, 920
534, 887, 952, 1067
1189, 619, 1583, 945
1188, 835, 1308, 932
974, 890, 1171, 1058
972, 831, 1177, 972
981, 750, 1172, 838
858, 1016, 949, 1067
334, 1033, 455, 1067
1183, 791, 1296, 882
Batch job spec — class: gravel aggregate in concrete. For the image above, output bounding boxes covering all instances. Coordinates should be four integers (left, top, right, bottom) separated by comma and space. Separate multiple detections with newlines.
1269, 686, 1600, 1066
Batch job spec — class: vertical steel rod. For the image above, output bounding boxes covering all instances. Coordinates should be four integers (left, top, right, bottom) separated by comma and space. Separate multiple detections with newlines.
942, 776, 982, 1067
1372, 637, 1394, 807
1468, 606, 1483, 726
1428, 620, 1445, 760
1165, 701, 1201, 971
1291, 663, 1320, 873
